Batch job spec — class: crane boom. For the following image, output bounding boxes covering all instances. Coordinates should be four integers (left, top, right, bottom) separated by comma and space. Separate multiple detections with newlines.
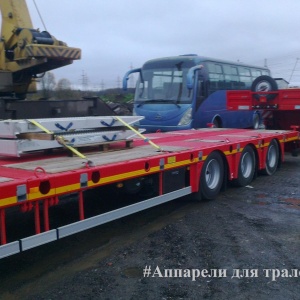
0, 0, 81, 98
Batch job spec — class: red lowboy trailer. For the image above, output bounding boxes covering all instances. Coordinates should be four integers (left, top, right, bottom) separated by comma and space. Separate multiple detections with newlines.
226, 86, 300, 131
226, 77, 300, 155
0, 116, 299, 258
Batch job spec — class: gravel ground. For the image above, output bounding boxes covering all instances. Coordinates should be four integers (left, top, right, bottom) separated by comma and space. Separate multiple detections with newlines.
1, 155, 299, 300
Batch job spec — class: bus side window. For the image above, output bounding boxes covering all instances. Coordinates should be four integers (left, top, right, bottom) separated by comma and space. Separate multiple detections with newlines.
238, 67, 252, 89
196, 79, 205, 110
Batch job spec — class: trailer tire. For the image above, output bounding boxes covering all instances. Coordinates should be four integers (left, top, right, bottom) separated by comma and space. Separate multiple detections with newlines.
234, 145, 256, 187
251, 75, 278, 101
200, 152, 224, 200
262, 139, 279, 176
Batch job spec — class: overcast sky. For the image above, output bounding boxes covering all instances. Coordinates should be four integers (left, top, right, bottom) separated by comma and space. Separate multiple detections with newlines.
23, 0, 300, 89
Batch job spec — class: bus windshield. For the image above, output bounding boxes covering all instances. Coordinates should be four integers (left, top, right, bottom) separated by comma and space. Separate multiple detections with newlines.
135, 63, 193, 104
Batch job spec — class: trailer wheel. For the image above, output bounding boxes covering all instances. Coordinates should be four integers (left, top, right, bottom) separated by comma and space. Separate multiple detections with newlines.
262, 139, 279, 175
200, 152, 224, 200
251, 75, 278, 101
234, 145, 256, 187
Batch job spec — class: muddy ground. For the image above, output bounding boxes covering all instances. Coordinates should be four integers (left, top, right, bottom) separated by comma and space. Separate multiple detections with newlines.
0, 155, 299, 300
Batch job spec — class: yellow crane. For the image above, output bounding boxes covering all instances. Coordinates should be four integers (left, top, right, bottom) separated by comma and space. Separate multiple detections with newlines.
0, 0, 81, 98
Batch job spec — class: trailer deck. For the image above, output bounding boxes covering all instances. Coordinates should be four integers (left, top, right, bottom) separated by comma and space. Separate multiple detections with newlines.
0, 127, 299, 258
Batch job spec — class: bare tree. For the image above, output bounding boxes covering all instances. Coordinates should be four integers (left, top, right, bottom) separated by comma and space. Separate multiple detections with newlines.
55, 78, 82, 99
40, 72, 56, 99
56, 78, 72, 91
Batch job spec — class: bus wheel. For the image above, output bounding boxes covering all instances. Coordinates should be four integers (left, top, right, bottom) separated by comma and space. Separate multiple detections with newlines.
251, 75, 278, 101
262, 139, 279, 175
234, 145, 256, 187
212, 117, 221, 128
200, 152, 224, 200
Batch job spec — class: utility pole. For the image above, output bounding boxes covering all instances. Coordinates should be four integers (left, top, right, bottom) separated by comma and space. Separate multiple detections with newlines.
116, 76, 121, 89
129, 63, 134, 88
81, 70, 88, 91
289, 58, 299, 83
100, 80, 105, 91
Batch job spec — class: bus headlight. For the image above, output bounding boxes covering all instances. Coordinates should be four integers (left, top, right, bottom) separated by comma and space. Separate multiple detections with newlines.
178, 108, 192, 126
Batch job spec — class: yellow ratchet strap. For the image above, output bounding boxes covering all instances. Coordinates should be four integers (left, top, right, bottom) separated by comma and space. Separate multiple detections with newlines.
114, 116, 163, 151
27, 119, 87, 160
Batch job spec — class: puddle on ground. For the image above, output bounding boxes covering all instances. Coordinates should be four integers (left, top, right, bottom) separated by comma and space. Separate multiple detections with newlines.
122, 267, 142, 278
246, 196, 300, 210
278, 198, 300, 210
